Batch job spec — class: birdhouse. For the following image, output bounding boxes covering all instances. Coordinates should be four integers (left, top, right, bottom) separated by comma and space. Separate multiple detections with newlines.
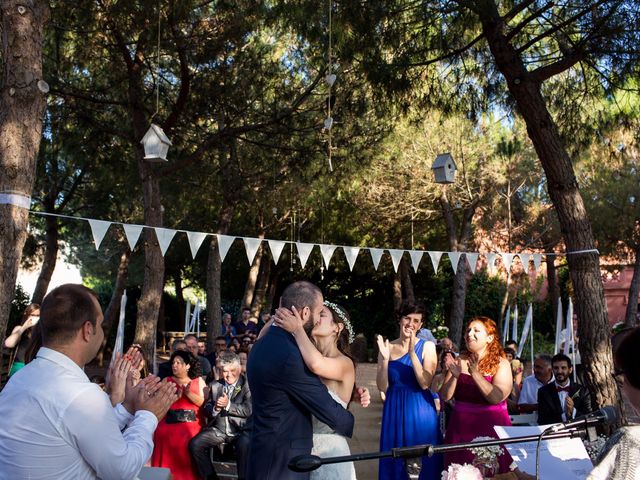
431, 153, 457, 184
140, 124, 172, 162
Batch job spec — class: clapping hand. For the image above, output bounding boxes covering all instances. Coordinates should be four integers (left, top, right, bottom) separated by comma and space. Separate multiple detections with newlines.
565, 395, 575, 418
106, 352, 133, 406
215, 392, 229, 411
376, 335, 390, 361
467, 353, 480, 375
273, 306, 304, 335
135, 377, 178, 422
445, 353, 462, 378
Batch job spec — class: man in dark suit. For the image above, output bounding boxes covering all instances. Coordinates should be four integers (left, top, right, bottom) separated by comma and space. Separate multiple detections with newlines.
189, 351, 252, 480
247, 281, 354, 480
537, 353, 592, 425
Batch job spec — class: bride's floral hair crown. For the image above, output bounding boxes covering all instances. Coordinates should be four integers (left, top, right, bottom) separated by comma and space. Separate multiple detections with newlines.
323, 301, 355, 344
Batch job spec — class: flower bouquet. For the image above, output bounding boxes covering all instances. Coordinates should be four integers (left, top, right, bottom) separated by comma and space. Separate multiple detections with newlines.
469, 436, 504, 478
441, 463, 483, 480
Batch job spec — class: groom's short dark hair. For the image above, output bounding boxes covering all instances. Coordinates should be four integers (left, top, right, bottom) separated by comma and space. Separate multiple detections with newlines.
280, 281, 321, 311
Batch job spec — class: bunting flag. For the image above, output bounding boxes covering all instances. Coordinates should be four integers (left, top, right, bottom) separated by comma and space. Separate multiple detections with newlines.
516, 304, 533, 358
113, 290, 127, 357
123, 224, 144, 250
268, 240, 286, 264
296, 242, 315, 269
183, 299, 191, 335
89, 219, 111, 250
428, 251, 444, 273
501, 253, 514, 273
155, 228, 177, 256
243, 237, 263, 265
369, 248, 384, 270
448, 251, 463, 273
532, 253, 543, 271
343, 246, 360, 271
502, 305, 511, 343
320, 244, 337, 268
554, 297, 564, 355
486, 253, 497, 275
187, 231, 208, 259
466, 252, 479, 274
409, 250, 424, 272
216, 234, 235, 262
511, 304, 519, 344
388, 249, 404, 273
519, 253, 531, 274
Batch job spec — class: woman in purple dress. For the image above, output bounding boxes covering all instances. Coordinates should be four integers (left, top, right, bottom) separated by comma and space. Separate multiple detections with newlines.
439, 316, 513, 473
376, 300, 441, 479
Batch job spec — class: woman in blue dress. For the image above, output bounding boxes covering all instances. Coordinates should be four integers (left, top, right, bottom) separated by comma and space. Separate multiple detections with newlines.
376, 300, 442, 479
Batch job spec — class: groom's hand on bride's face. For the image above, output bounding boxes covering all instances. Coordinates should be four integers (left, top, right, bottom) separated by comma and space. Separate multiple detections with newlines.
353, 387, 371, 408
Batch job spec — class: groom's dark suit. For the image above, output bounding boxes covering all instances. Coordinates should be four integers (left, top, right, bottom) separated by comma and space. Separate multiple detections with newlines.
246, 326, 354, 480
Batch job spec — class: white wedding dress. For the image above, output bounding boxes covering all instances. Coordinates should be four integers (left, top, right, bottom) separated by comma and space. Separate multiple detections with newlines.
311, 389, 357, 480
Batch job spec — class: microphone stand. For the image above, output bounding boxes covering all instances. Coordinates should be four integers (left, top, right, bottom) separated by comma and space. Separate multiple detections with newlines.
289, 429, 586, 473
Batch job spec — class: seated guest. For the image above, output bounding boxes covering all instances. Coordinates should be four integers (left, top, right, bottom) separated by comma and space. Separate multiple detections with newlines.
185, 333, 213, 378
235, 308, 258, 336
518, 354, 553, 413
505, 347, 523, 414
151, 350, 206, 480
158, 339, 188, 379
537, 353, 592, 425
221, 313, 236, 345
189, 351, 252, 480
588, 327, 640, 480
0, 284, 176, 479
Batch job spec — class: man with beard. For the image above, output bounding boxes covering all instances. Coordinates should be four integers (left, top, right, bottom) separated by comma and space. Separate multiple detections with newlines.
537, 353, 592, 425
246, 281, 354, 480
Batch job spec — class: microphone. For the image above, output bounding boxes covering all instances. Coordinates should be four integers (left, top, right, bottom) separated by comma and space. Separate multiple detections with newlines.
551, 405, 619, 432
289, 455, 322, 472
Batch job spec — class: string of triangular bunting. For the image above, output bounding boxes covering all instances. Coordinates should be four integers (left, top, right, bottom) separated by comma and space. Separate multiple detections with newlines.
32, 211, 580, 274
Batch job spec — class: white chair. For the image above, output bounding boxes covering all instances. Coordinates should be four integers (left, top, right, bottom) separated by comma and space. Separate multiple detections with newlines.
509, 413, 538, 426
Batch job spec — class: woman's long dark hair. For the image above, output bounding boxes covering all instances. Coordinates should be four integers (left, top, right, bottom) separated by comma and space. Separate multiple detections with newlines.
170, 350, 200, 380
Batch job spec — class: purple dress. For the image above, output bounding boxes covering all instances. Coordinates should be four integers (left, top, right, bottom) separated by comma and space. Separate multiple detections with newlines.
379, 339, 441, 479
443, 373, 512, 472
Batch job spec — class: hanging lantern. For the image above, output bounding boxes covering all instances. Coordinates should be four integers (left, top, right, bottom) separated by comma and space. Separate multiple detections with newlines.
431, 152, 457, 184
140, 124, 172, 162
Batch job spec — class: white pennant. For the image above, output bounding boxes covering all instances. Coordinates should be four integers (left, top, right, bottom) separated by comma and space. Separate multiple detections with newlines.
448, 251, 463, 273
532, 254, 543, 271
519, 253, 531, 274
216, 235, 235, 262
88, 219, 112, 250
154, 228, 177, 256
428, 251, 444, 273
187, 231, 208, 259
320, 244, 337, 268
466, 252, 479, 274
501, 253, 514, 273
388, 249, 404, 273
268, 240, 286, 264
296, 242, 315, 269
243, 237, 263, 265
123, 224, 144, 250
486, 253, 497, 274
342, 246, 360, 271
409, 250, 424, 272
369, 248, 384, 270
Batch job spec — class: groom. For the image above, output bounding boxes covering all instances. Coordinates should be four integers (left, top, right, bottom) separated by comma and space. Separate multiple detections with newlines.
246, 280, 354, 479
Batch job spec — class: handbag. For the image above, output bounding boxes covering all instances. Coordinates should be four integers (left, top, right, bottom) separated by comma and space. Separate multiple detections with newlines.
165, 409, 197, 424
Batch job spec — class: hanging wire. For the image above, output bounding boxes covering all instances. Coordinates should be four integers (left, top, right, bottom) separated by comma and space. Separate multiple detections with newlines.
151, 1, 162, 120
326, 0, 333, 172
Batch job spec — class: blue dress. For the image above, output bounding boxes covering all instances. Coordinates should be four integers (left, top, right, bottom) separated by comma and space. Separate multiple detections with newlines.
379, 339, 442, 480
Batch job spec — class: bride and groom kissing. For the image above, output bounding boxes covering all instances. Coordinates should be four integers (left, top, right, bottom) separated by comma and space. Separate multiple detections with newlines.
246, 280, 369, 480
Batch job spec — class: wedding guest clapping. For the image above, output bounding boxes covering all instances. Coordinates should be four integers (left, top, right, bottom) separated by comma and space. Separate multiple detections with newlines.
4, 303, 40, 376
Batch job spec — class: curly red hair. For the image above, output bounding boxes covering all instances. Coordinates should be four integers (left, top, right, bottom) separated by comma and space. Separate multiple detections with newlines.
462, 316, 505, 376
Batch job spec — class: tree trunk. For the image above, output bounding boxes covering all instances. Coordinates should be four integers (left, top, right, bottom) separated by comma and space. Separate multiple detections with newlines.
449, 260, 467, 346
97, 249, 131, 367
241, 232, 265, 310
174, 270, 185, 323
479, 7, 619, 411
0, 0, 49, 344
31, 212, 59, 304
400, 257, 415, 304
624, 245, 640, 327
392, 270, 402, 313
251, 251, 271, 317
264, 263, 281, 314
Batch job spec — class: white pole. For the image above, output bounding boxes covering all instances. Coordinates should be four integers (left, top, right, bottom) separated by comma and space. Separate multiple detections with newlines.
196, 299, 201, 338
512, 304, 519, 345
530, 305, 534, 370
516, 304, 533, 358
184, 299, 191, 335
554, 297, 563, 354
567, 298, 577, 382
503, 305, 511, 344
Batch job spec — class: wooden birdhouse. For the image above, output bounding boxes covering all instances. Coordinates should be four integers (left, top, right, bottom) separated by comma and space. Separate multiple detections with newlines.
431, 153, 457, 184
140, 124, 172, 162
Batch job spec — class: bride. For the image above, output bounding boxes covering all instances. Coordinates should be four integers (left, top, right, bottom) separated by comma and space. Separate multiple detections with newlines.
270, 300, 358, 480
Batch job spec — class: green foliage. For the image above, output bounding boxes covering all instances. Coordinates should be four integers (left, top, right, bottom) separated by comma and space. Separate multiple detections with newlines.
8, 285, 31, 333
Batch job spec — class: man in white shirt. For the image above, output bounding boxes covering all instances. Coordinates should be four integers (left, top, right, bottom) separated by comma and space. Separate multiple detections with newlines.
0, 283, 177, 480
517, 354, 553, 413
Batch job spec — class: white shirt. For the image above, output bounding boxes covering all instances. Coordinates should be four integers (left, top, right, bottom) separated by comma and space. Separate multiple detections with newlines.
0, 347, 158, 480
518, 374, 554, 405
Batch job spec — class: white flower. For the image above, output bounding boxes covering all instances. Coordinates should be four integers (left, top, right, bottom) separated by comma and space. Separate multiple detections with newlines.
442, 463, 483, 480
469, 436, 503, 462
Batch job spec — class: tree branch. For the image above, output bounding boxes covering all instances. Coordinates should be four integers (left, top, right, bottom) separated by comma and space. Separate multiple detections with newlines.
528, 51, 585, 83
